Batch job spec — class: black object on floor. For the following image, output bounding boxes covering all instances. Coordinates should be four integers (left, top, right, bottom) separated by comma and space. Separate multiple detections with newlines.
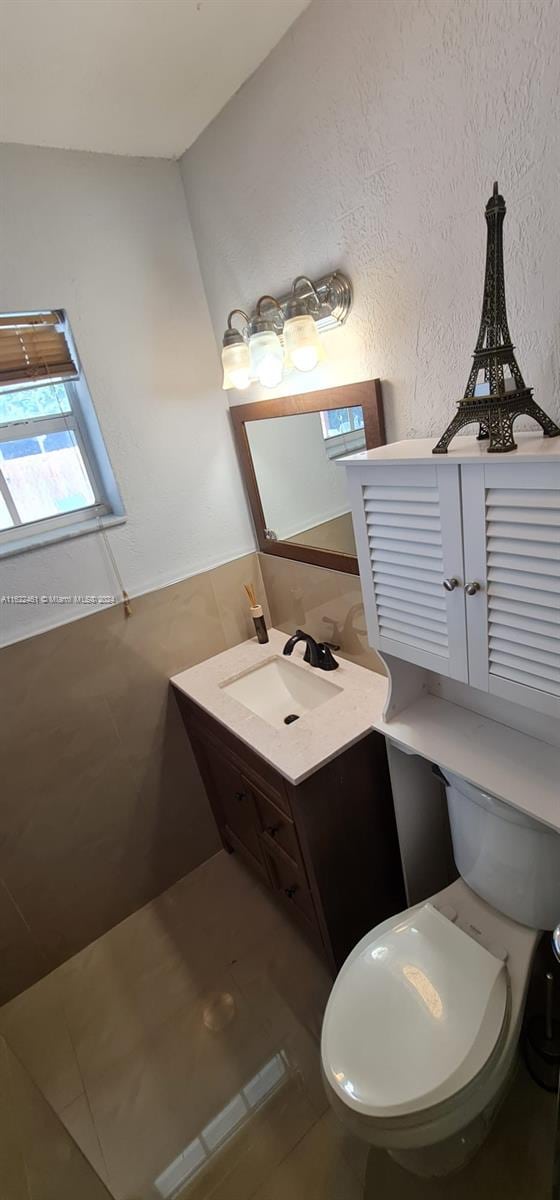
524, 972, 560, 1092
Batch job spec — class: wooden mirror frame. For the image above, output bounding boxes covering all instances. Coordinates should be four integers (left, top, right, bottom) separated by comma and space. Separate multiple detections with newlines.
230, 379, 385, 575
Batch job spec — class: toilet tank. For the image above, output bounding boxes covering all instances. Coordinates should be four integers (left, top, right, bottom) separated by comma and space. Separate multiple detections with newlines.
442, 769, 560, 930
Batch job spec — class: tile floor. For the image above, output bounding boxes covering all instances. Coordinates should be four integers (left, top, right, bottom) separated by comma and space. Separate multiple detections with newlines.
0, 1034, 112, 1199
0, 849, 557, 1199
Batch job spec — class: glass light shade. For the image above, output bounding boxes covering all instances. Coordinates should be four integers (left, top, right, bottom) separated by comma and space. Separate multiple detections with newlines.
221, 340, 250, 390
283, 313, 322, 372
249, 330, 284, 388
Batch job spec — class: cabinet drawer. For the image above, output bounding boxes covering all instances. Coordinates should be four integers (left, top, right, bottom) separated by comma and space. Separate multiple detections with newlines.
251, 786, 302, 867
262, 841, 318, 931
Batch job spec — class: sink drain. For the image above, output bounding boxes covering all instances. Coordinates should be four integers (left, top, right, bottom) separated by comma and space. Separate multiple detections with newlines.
283, 713, 300, 725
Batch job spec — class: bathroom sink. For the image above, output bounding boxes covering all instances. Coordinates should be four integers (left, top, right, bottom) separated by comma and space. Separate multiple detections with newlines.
220, 655, 342, 729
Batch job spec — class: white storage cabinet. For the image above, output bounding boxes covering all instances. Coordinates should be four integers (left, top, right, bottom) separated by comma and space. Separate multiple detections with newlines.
345, 435, 560, 718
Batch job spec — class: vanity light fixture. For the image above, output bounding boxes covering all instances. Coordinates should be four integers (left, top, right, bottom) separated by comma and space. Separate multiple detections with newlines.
248, 296, 284, 389
283, 276, 323, 372
221, 309, 250, 391
221, 270, 352, 391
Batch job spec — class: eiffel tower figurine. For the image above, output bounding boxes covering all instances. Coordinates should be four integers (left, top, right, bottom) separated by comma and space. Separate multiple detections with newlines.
433, 182, 560, 453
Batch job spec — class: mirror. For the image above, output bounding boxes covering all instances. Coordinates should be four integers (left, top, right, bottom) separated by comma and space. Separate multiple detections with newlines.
246, 406, 365, 555
231, 381, 385, 575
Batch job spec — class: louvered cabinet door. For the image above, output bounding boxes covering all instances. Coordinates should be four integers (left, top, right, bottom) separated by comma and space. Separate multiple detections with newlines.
348, 463, 468, 679
462, 462, 560, 717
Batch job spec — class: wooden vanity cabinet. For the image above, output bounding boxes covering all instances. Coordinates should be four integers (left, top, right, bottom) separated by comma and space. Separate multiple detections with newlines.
174, 690, 405, 974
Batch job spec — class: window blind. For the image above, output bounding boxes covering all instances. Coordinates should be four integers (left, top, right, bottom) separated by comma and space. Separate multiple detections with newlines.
0, 311, 78, 389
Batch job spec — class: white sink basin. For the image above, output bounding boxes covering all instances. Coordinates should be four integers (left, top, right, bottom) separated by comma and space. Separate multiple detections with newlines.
221, 655, 342, 729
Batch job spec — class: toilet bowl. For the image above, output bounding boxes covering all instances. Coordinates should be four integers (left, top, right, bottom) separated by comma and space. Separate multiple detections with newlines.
321, 767, 560, 1177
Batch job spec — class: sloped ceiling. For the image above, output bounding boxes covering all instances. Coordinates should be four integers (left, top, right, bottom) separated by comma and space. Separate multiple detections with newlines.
0, 0, 310, 157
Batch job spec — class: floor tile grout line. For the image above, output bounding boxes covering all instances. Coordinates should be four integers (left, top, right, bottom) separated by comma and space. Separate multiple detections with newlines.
0, 874, 33, 933
56, 983, 115, 1193
70, 945, 250, 1097
84, 963, 317, 1192
67, 948, 263, 1184
0, 973, 85, 1115
83, 1086, 113, 1193
59, 1090, 113, 1193
246, 1114, 326, 1200
79, 954, 316, 1194
200, 1078, 324, 1200
4, 851, 337, 1199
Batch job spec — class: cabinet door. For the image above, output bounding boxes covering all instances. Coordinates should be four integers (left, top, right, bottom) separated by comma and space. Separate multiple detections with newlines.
462, 461, 560, 717
195, 738, 265, 870
347, 462, 468, 679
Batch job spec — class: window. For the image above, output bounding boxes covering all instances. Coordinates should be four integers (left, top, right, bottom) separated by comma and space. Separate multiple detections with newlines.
319, 404, 366, 460
0, 311, 124, 556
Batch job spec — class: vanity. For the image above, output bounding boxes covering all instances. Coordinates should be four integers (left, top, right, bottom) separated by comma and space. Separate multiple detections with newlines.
172, 631, 405, 973
172, 431, 560, 979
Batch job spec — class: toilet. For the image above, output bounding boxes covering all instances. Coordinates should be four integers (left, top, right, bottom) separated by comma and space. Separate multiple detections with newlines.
321, 767, 560, 1178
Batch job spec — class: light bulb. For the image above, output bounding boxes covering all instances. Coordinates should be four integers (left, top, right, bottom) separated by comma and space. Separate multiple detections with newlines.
221, 340, 250, 390
283, 312, 322, 372
249, 329, 284, 388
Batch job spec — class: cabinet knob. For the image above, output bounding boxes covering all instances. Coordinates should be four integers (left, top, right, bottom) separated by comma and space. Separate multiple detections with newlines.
442, 577, 459, 592
464, 581, 481, 596
284, 885, 298, 899
266, 824, 281, 838
234, 791, 247, 803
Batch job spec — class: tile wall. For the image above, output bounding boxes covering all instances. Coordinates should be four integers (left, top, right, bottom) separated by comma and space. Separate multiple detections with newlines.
0, 553, 270, 1002
1, 546, 379, 1003
259, 554, 384, 674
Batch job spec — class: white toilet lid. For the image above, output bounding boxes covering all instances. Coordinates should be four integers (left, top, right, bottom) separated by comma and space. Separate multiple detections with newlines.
321, 903, 508, 1119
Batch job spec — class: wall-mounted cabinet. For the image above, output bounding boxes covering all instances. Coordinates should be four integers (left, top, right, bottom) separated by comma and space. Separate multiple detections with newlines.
345, 435, 560, 719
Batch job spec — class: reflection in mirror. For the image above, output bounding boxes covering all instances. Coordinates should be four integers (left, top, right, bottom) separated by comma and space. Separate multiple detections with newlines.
231, 380, 385, 575
246, 405, 365, 557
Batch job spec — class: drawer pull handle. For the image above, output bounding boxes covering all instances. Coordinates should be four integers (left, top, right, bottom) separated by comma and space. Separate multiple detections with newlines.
284, 885, 298, 899
266, 824, 281, 837
234, 791, 247, 803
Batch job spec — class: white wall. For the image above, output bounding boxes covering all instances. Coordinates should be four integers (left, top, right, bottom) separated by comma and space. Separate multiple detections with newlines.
0, 144, 254, 646
181, 0, 560, 438
246, 410, 349, 539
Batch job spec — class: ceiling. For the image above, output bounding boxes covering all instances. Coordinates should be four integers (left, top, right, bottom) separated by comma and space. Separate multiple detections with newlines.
0, 0, 309, 159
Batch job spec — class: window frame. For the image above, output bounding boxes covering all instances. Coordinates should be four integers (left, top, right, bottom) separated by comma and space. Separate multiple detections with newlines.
0, 316, 125, 558
319, 405, 367, 460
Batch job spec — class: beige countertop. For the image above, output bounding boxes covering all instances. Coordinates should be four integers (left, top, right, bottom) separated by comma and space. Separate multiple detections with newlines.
171, 630, 560, 832
171, 628, 388, 785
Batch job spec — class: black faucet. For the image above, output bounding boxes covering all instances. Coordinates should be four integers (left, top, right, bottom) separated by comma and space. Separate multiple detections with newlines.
282, 629, 339, 671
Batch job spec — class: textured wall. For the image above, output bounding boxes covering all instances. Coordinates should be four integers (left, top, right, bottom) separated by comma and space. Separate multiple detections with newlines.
181, 0, 560, 440
0, 144, 254, 647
